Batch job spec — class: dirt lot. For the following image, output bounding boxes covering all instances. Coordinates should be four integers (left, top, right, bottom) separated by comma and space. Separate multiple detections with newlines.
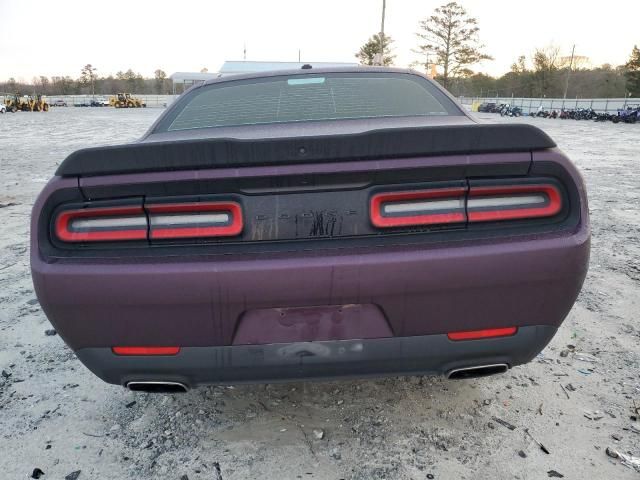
0, 108, 639, 479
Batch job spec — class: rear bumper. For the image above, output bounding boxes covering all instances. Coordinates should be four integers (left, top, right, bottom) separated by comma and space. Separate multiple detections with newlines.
31, 149, 589, 387
76, 325, 557, 387
32, 226, 589, 350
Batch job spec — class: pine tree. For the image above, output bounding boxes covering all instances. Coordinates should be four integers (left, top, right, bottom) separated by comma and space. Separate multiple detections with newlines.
415, 2, 492, 89
355, 33, 395, 66
625, 45, 640, 96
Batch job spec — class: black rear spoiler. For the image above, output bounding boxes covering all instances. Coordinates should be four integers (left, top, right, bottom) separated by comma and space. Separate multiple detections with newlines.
56, 123, 556, 177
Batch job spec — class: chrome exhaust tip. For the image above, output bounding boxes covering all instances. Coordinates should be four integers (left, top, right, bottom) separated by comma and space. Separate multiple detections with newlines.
447, 363, 508, 380
126, 381, 189, 393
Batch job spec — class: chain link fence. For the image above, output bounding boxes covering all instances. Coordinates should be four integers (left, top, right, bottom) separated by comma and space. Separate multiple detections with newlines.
1, 94, 178, 108
458, 96, 640, 115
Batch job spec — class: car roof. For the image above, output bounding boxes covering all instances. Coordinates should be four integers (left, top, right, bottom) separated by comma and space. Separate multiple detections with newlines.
142, 66, 470, 141
200, 66, 418, 87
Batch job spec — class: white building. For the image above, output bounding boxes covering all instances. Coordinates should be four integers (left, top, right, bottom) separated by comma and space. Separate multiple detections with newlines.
170, 60, 359, 93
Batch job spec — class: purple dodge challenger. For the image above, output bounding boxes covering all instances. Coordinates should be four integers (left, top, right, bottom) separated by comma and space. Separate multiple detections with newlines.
31, 68, 589, 392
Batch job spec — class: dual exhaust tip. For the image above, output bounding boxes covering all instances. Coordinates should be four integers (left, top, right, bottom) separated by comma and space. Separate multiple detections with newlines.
125, 364, 508, 392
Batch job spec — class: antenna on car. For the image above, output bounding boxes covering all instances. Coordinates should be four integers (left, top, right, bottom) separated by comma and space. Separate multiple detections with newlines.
301, 64, 312, 69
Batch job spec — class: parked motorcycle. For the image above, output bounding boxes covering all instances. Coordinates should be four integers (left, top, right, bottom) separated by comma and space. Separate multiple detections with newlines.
574, 108, 597, 120
612, 105, 639, 124
500, 104, 522, 117
594, 113, 614, 122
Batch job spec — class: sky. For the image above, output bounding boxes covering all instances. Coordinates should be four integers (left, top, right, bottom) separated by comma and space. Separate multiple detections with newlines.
1, 0, 638, 82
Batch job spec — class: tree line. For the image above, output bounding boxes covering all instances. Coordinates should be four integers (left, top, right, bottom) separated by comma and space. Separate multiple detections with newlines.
3, 2, 640, 99
446, 48, 637, 99
1, 66, 173, 96
356, 1, 640, 98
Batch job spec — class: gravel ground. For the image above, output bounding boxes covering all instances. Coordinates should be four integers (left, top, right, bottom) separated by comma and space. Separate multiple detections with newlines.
0, 108, 639, 480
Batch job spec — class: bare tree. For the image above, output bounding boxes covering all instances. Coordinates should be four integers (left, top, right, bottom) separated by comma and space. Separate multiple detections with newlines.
532, 45, 561, 96
415, 2, 492, 88
41, 76, 50, 94
7, 77, 17, 93
154, 69, 167, 94
511, 55, 527, 74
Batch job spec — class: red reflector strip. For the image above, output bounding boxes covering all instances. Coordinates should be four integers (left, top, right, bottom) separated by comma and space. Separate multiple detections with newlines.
112, 346, 181, 356
468, 184, 561, 222
370, 187, 467, 228
448, 327, 517, 341
147, 201, 243, 239
55, 206, 147, 242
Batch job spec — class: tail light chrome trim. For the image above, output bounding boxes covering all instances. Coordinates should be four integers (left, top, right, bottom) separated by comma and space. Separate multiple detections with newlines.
146, 201, 243, 239
468, 184, 562, 222
55, 206, 147, 242
370, 187, 467, 228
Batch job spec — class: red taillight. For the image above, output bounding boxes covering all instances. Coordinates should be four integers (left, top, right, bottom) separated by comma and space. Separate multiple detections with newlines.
112, 346, 181, 356
55, 201, 243, 242
448, 327, 517, 341
467, 184, 562, 222
55, 206, 147, 242
370, 187, 467, 228
146, 201, 243, 239
370, 183, 563, 229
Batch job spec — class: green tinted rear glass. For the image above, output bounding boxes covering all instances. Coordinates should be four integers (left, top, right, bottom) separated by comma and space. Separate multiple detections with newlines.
164, 72, 462, 131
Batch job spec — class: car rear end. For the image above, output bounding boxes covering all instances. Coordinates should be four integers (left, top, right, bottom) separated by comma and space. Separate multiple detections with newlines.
31, 68, 589, 391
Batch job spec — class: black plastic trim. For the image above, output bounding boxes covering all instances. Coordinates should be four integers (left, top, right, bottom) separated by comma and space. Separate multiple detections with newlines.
74, 325, 557, 387
56, 123, 555, 177
38, 164, 579, 261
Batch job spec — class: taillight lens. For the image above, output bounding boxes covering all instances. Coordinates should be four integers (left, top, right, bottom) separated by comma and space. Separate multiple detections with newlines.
370, 187, 467, 228
112, 346, 180, 356
55, 201, 243, 243
370, 183, 563, 228
147, 201, 243, 239
467, 184, 562, 222
448, 327, 517, 341
55, 206, 147, 242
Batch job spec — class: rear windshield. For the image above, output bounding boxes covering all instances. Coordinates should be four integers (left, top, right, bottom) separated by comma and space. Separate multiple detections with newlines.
159, 72, 462, 132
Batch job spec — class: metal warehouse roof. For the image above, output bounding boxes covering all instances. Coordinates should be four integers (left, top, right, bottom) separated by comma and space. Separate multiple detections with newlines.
169, 72, 219, 82
219, 60, 359, 75
170, 61, 360, 85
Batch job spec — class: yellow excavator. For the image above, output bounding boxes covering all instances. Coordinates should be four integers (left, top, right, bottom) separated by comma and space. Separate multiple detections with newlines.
110, 93, 146, 108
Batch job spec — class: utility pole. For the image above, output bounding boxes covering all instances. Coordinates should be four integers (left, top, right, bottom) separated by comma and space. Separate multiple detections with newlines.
243, 43, 247, 61
563, 44, 575, 99
379, 0, 386, 66
298, 49, 301, 62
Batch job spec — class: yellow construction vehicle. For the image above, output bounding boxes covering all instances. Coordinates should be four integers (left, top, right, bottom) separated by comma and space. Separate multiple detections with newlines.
3, 94, 49, 112
4, 94, 21, 112
110, 93, 146, 108
30, 94, 50, 112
